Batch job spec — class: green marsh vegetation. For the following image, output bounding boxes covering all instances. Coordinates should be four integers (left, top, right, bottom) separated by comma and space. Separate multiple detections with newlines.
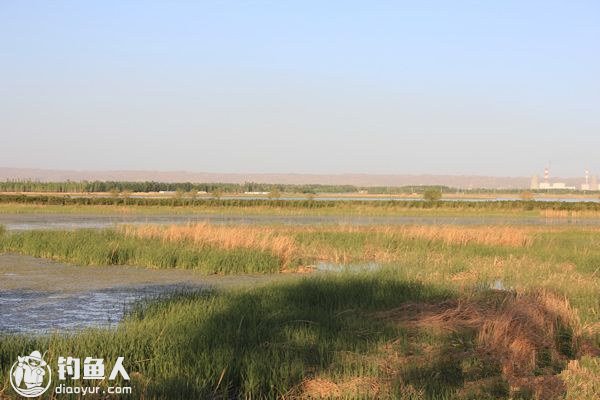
0, 229, 282, 274
0, 272, 597, 399
4, 194, 600, 219
0, 223, 599, 398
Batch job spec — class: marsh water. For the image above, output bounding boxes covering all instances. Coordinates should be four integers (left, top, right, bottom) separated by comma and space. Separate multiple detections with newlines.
0, 254, 294, 334
2, 210, 600, 334
3, 212, 600, 231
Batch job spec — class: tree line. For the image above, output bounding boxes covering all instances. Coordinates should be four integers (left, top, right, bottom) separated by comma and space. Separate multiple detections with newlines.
0, 180, 454, 194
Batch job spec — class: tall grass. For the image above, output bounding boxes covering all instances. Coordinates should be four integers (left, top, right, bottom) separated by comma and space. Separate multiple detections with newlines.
0, 274, 593, 399
0, 274, 451, 399
4, 193, 600, 213
0, 229, 281, 274
121, 223, 298, 265
1, 223, 599, 398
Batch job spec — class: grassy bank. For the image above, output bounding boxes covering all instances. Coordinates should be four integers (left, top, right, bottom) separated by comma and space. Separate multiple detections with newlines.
1, 224, 600, 322
0, 273, 597, 399
0, 229, 283, 274
3, 194, 600, 218
1, 224, 599, 398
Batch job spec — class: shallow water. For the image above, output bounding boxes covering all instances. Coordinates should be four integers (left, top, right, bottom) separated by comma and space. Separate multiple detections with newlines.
0, 254, 293, 334
2, 213, 600, 231
0, 285, 199, 334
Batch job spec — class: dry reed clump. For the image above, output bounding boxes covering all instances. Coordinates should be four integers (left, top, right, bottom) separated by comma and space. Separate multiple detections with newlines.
559, 357, 600, 400
540, 209, 600, 219
123, 224, 536, 270
389, 225, 534, 247
293, 290, 593, 399
374, 290, 595, 399
120, 223, 298, 265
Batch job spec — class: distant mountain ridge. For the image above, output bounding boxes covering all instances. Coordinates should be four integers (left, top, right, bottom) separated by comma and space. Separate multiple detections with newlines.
0, 167, 580, 190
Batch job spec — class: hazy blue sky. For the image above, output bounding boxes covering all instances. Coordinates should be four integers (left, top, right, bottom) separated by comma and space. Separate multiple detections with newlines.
1, 1, 599, 176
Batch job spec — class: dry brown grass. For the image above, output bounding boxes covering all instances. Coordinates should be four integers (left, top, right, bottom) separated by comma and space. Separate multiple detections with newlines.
122, 224, 537, 269
295, 225, 536, 247
378, 225, 533, 247
559, 356, 600, 400
121, 223, 299, 264
290, 290, 598, 399
540, 209, 600, 219
374, 290, 592, 400
297, 377, 391, 399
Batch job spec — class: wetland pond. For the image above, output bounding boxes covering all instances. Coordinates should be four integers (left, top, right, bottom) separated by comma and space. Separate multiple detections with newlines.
0, 254, 385, 334
0, 254, 293, 334
2, 211, 599, 334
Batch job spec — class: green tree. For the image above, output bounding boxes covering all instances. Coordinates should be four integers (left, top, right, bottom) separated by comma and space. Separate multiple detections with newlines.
423, 188, 442, 202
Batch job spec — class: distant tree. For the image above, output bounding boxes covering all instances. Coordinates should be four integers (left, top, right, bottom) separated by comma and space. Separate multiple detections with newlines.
423, 188, 442, 202
268, 189, 281, 199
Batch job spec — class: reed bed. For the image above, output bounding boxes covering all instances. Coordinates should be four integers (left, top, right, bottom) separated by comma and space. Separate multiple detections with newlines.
1, 223, 599, 398
121, 224, 535, 268
0, 229, 281, 273
294, 225, 535, 247
121, 223, 298, 264
540, 209, 600, 219
1, 274, 596, 399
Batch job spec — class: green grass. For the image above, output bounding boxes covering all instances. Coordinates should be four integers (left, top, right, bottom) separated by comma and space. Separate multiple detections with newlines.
0, 201, 543, 217
293, 228, 600, 324
0, 229, 281, 274
0, 274, 467, 399
1, 225, 599, 398
4, 193, 600, 217
1, 226, 599, 323
0, 272, 590, 399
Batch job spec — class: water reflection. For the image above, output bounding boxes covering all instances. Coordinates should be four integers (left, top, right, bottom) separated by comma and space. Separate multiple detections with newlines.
0, 285, 203, 334
3, 213, 600, 231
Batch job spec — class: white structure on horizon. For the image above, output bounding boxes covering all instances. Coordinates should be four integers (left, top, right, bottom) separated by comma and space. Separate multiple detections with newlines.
530, 166, 577, 190
581, 170, 599, 191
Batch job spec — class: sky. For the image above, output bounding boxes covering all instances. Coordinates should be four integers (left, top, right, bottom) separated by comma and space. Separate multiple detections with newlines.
1, 1, 599, 177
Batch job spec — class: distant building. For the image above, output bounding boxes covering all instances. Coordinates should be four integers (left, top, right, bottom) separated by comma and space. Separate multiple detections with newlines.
530, 175, 539, 190
582, 175, 599, 191
538, 182, 576, 190
533, 167, 575, 190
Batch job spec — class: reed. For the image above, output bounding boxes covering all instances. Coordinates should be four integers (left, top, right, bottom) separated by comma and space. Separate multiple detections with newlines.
1, 223, 599, 398
0, 229, 281, 274
0, 274, 595, 399
121, 223, 298, 265
540, 209, 600, 219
